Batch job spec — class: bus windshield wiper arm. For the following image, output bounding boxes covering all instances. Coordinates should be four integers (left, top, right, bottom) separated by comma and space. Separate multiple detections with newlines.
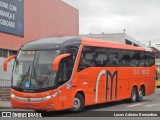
19, 66, 31, 88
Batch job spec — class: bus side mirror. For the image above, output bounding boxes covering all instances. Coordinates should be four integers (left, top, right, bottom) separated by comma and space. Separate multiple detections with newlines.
52, 53, 71, 72
3, 55, 16, 72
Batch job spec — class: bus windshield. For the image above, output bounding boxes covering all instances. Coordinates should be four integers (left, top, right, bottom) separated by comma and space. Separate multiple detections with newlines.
12, 50, 60, 91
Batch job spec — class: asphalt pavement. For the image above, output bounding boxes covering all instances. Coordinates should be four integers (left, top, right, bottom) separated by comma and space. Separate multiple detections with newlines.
0, 88, 160, 119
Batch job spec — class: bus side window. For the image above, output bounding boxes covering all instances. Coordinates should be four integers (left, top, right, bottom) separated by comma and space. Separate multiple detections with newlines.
132, 51, 141, 67
140, 52, 145, 67
95, 48, 108, 67
145, 52, 155, 67
107, 49, 119, 66
58, 46, 78, 85
78, 46, 94, 72
120, 50, 132, 67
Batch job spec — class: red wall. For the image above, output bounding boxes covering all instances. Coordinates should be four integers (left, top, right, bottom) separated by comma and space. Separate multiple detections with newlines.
0, 0, 79, 50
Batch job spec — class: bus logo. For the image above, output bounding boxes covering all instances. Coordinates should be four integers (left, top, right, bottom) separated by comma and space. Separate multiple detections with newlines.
95, 70, 118, 103
106, 70, 118, 101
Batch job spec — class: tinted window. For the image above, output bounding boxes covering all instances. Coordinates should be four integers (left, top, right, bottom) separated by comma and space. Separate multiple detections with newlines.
95, 48, 108, 67
144, 52, 155, 67
139, 52, 146, 67
120, 50, 132, 66
78, 46, 95, 71
78, 46, 109, 71
58, 46, 78, 85
78, 46, 155, 71
132, 51, 141, 67
107, 49, 120, 66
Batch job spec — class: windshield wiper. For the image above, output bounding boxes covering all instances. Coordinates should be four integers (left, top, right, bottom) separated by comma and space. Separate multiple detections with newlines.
18, 66, 31, 88
29, 66, 39, 89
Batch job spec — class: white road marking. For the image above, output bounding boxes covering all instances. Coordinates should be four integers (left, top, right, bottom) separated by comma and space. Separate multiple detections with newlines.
143, 104, 159, 107
127, 103, 144, 108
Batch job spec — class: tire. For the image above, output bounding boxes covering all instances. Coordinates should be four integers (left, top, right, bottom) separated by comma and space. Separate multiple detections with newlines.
130, 87, 138, 103
137, 87, 144, 102
71, 94, 84, 112
157, 86, 160, 88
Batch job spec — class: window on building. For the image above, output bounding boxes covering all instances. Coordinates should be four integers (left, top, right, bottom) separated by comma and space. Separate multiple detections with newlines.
133, 43, 139, 47
125, 39, 132, 45
0, 49, 2, 57
0, 49, 8, 58
9, 50, 17, 56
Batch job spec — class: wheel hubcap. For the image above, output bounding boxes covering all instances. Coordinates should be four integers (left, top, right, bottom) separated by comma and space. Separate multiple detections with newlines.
73, 98, 81, 110
139, 90, 143, 97
133, 92, 136, 100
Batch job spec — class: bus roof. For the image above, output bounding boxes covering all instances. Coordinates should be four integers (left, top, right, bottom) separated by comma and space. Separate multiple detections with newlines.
82, 38, 153, 52
21, 37, 153, 52
21, 37, 81, 51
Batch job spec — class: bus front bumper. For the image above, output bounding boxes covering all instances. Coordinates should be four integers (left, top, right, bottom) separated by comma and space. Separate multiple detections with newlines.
10, 96, 60, 111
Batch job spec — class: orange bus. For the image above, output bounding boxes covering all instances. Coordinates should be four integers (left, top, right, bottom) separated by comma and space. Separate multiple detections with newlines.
4, 37, 156, 112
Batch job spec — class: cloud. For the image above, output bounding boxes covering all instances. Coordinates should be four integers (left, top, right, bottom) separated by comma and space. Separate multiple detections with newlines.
63, 0, 160, 46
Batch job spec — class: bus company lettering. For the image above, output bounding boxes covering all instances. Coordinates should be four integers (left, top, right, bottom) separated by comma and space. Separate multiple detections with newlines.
142, 70, 150, 74
78, 74, 89, 79
133, 70, 140, 75
133, 69, 150, 75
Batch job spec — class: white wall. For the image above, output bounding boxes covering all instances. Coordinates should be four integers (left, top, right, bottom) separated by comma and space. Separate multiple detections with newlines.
0, 58, 14, 80
81, 33, 125, 43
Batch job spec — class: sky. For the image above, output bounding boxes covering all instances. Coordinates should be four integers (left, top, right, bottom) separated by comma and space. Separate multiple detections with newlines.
63, 0, 160, 48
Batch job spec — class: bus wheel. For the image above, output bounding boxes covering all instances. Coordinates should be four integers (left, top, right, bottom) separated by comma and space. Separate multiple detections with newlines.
130, 87, 138, 103
71, 93, 84, 112
137, 87, 144, 102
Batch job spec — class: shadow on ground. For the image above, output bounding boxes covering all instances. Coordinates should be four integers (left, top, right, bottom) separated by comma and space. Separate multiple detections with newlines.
41, 100, 150, 117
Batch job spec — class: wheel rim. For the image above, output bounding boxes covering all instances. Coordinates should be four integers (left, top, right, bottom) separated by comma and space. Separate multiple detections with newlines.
139, 89, 143, 98
73, 97, 81, 110
139, 90, 143, 97
133, 91, 136, 100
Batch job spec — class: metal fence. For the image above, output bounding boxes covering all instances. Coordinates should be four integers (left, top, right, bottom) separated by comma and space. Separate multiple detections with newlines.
0, 80, 11, 101
0, 80, 11, 87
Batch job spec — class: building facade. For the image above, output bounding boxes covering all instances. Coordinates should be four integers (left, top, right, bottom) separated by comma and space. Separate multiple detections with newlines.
0, 0, 79, 58
81, 33, 145, 47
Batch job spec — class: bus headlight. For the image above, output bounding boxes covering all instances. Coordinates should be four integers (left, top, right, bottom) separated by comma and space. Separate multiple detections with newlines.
45, 96, 52, 100
11, 93, 15, 98
44, 91, 60, 100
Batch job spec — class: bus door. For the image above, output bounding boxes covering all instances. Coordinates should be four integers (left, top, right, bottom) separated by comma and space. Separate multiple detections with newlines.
56, 55, 75, 109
